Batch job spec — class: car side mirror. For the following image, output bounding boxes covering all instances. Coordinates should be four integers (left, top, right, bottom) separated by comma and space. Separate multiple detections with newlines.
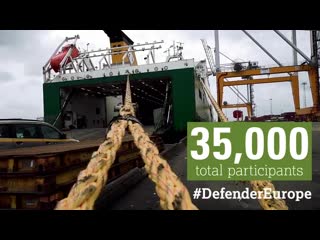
61, 133, 67, 139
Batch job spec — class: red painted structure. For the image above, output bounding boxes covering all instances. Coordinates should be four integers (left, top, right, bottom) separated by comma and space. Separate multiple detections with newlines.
50, 44, 79, 72
233, 110, 243, 119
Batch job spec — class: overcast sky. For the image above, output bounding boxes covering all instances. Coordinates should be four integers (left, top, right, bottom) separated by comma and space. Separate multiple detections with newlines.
0, 30, 313, 120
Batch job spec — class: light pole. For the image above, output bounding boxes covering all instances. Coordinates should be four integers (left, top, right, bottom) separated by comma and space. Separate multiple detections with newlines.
269, 98, 273, 116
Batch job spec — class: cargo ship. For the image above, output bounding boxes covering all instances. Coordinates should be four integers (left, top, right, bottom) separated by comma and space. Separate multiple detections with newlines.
43, 30, 214, 137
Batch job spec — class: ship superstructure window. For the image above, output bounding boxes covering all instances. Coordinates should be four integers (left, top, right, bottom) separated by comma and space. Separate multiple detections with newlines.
199, 89, 202, 100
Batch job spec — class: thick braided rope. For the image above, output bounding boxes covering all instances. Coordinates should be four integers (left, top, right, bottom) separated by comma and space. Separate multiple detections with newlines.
200, 79, 288, 210
55, 120, 128, 210
55, 80, 133, 209
251, 181, 288, 210
123, 77, 197, 210
128, 121, 198, 210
